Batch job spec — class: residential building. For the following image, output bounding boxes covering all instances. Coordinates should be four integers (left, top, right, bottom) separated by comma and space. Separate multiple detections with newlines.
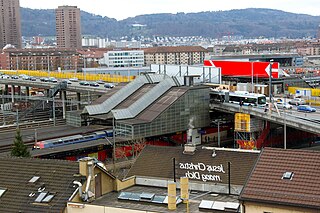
0, 48, 86, 71
56, 6, 82, 49
240, 148, 320, 213
82, 36, 107, 48
102, 49, 144, 67
0, 157, 81, 212
0, 0, 22, 49
143, 46, 208, 66
67, 146, 259, 212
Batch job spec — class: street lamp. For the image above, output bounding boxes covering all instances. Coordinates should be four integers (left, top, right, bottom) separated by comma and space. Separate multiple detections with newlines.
112, 112, 117, 171
269, 59, 274, 105
47, 53, 50, 77
28, 52, 32, 71
251, 62, 254, 93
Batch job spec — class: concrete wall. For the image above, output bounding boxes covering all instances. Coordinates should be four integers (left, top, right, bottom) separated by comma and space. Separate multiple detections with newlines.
116, 176, 135, 191
136, 177, 242, 195
243, 201, 318, 213
67, 203, 157, 213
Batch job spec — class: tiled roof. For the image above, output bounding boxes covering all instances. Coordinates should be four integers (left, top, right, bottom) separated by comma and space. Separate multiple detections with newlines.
0, 157, 80, 212
143, 46, 208, 53
239, 148, 320, 210
126, 146, 259, 186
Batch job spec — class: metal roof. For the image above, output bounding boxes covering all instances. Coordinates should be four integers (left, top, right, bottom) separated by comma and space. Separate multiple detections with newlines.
112, 77, 184, 120
85, 74, 165, 115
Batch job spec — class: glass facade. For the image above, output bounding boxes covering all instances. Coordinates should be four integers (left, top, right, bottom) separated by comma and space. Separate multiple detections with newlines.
117, 87, 210, 139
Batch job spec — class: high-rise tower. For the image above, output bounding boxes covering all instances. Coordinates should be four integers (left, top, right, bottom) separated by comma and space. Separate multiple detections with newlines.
0, 0, 22, 49
55, 6, 82, 49
317, 24, 320, 40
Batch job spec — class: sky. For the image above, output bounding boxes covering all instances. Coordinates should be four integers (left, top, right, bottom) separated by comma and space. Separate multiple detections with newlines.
20, 0, 320, 21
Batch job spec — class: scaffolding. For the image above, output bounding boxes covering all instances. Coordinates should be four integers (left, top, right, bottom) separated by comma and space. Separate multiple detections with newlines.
234, 113, 264, 150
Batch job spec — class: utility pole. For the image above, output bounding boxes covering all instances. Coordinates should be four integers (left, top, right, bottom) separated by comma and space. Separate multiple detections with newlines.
112, 114, 116, 172
284, 97, 287, 149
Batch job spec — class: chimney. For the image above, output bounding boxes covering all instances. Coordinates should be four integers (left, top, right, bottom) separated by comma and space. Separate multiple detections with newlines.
180, 177, 189, 204
167, 181, 177, 210
79, 157, 94, 177
78, 157, 95, 202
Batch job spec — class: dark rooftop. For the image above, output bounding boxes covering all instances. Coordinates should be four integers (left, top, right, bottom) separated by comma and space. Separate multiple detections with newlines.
239, 147, 320, 210
127, 146, 259, 186
91, 185, 239, 213
0, 157, 80, 212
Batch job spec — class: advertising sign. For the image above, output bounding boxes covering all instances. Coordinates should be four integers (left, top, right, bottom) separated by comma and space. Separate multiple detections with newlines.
204, 60, 279, 78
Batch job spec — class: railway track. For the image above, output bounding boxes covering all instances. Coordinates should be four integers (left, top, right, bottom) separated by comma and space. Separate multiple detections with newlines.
0, 122, 109, 153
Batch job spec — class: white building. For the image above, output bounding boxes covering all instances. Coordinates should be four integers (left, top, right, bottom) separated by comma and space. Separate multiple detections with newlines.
102, 50, 144, 67
82, 37, 107, 48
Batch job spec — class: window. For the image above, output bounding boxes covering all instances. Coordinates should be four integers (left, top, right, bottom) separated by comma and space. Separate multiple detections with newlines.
282, 172, 294, 180
0, 188, 6, 198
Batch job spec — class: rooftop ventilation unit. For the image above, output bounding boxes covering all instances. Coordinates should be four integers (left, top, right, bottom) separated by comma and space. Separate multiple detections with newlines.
183, 144, 196, 155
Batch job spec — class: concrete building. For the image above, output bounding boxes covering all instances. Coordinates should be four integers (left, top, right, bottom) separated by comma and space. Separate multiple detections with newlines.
102, 49, 144, 67
56, 6, 82, 49
144, 46, 208, 66
0, 0, 22, 49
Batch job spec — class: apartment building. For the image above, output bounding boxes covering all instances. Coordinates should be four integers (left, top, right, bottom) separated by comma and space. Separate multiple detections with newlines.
144, 46, 208, 66
56, 6, 82, 49
0, 0, 22, 49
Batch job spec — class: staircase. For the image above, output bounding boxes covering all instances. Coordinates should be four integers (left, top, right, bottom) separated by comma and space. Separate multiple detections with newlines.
18, 82, 67, 120
256, 121, 270, 149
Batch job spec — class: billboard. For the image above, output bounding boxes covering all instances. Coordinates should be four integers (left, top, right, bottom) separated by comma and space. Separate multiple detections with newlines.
204, 60, 279, 79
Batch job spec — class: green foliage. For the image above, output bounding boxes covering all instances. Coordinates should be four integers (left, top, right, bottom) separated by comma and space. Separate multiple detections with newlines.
20, 8, 319, 38
11, 128, 30, 158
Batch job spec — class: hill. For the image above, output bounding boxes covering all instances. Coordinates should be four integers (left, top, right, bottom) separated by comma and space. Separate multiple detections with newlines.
20, 8, 320, 38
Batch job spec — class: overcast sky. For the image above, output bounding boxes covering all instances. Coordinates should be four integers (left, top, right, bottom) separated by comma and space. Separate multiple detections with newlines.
20, 0, 320, 20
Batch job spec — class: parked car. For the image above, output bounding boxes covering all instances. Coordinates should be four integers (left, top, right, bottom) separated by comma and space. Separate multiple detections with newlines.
79, 81, 89, 86
62, 79, 72, 84
48, 77, 58, 83
22, 75, 30, 80
97, 80, 105, 84
29, 76, 37, 81
276, 102, 293, 109
89, 82, 99, 87
11, 75, 19, 79
40, 77, 49, 82
297, 105, 316, 113
69, 77, 79, 82
104, 83, 115, 88
289, 98, 305, 105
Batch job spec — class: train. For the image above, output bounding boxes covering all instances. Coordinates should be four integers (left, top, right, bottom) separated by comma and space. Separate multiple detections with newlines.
33, 130, 113, 149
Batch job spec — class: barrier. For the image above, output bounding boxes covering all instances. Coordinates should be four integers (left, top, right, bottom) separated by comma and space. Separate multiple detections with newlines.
0, 70, 135, 83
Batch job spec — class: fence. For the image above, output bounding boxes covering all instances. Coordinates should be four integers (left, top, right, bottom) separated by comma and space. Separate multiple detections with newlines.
0, 70, 135, 83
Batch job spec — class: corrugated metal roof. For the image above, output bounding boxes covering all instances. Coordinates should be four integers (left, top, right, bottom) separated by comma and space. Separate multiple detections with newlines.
85, 75, 166, 115
112, 77, 184, 120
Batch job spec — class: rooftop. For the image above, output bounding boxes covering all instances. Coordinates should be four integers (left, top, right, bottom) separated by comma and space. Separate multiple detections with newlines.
0, 157, 81, 212
91, 185, 239, 213
240, 147, 320, 210
127, 145, 259, 186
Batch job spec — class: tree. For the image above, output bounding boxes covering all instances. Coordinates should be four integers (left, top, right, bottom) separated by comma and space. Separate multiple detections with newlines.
11, 128, 30, 157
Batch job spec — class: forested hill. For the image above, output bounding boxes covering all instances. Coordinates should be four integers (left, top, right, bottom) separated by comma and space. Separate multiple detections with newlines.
21, 8, 320, 38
